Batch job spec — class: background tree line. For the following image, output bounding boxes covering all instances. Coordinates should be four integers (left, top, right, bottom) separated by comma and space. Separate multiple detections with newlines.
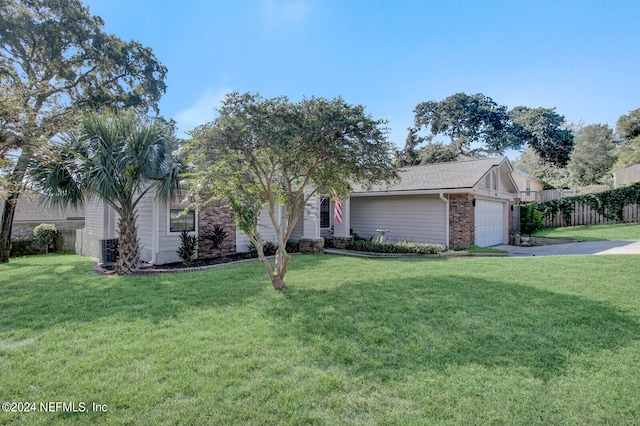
396, 92, 640, 189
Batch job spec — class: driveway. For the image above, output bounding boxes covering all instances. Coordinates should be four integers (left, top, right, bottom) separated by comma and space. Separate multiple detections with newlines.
494, 240, 640, 257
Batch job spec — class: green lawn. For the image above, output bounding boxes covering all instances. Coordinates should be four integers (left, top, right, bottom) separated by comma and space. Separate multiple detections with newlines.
2, 253, 640, 425
534, 222, 640, 241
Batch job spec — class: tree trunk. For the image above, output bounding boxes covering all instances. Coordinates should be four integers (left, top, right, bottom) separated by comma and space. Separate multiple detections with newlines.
115, 210, 140, 275
0, 152, 31, 263
0, 193, 18, 263
269, 272, 287, 290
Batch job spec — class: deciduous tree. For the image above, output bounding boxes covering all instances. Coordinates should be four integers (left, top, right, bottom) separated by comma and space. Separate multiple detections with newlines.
568, 124, 617, 186
404, 93, 574, 167
613, 108, 640, 171
186, 92, 398, 290
0, 0, 167, 262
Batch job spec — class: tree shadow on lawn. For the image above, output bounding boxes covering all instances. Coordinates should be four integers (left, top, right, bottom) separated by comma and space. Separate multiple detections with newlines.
267, 274, 640, 380
0, 256, 268, 330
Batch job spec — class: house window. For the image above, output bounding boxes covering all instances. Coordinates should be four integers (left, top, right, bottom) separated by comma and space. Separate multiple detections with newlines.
169, 191, 195, 232
485, 170, 498, 190
526, 180, 531, 195
320, 197, 330, 228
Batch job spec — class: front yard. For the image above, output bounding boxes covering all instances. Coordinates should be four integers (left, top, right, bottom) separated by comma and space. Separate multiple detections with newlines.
1, 253, 640, 424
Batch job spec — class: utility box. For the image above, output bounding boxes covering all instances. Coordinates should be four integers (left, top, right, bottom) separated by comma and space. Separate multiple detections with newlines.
98, 238, 119, 265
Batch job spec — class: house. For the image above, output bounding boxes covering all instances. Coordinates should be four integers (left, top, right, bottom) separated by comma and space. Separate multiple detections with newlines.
77, 186, 326, 264
511, 169, 545, 202
3, 191, 85, 253
342, 157, 519, 249
614, 164, 640, 188
78, 157, 519, 264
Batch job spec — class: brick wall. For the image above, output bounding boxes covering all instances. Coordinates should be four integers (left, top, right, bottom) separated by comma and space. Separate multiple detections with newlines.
449, 194, 475, 249
198, 203, 236, 258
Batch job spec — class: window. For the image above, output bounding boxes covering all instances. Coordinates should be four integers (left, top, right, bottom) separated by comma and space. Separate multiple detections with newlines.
169, 191, 195, 232
320, 197, 330, 228
485, 170, 498, 190
526, 180, 531, 195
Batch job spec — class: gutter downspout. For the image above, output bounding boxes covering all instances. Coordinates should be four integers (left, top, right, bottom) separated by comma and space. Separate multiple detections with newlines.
151, 198, 159, 265
439, 193, 449, 248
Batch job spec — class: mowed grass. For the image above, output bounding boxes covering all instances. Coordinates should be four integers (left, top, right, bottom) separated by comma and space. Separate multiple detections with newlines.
535, 222, 640, 241
1, 253, 640, 425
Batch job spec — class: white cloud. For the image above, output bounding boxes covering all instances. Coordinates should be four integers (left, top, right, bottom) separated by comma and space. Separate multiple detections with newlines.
263, 0, 308, 24
174, 87, 230, 137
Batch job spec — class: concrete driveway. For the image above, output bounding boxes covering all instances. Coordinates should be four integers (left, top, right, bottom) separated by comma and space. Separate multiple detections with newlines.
494, 240, 640, 257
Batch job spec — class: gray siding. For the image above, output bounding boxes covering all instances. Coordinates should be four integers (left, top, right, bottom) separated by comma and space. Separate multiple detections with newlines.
350, 194, 447, 244
136, 189, 155, 263
236, 205, 278, 252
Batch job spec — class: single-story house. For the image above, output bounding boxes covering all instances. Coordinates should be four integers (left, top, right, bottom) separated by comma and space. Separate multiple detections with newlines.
78, 156, 519, 264
4, 191, 85, 239
344, 156, 519, 248
511, 169, 545, 202
2, 192, 85, 254
77, 187, 328, 264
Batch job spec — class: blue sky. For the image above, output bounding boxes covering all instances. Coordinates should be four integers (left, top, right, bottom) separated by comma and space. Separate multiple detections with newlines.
83, 0, 639, 154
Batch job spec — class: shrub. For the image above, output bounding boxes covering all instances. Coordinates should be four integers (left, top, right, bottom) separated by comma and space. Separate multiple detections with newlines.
345, 239, 446, 255
204, 225, 228, 249
33, 223, 58, 253
521, 202, 544, 236
247, 241, 278, 257
10, 236, 42, 257
177, 231, 199, 265
285, 239, 299, 253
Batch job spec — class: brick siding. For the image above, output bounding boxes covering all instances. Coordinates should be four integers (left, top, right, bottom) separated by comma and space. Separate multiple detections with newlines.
449, 194, 475, 249
197, 203, 236, 258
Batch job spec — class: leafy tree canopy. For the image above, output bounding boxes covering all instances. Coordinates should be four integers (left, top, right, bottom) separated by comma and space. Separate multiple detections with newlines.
613, 108, 640, 171
400, 93, 574, 167
186, 92, 398, 289
0, 0, 167, 262
567, 123, 616, 186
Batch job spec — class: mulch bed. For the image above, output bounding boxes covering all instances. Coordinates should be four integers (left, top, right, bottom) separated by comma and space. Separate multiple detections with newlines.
94, 252, 258, 275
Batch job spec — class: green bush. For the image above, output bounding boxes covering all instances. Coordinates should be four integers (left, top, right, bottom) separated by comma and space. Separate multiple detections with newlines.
345, 239, 446, 255
33, 223, 58, 253
521, 203, 544, 236
177, 231, 199, 265
247, 241, 278, 257
10, 236, 42, 257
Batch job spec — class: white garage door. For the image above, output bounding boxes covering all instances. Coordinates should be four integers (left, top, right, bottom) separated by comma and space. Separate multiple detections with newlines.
475, 199, 504, 247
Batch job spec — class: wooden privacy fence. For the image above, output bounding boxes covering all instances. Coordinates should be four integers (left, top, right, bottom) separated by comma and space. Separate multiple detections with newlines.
542, 202, 640, 228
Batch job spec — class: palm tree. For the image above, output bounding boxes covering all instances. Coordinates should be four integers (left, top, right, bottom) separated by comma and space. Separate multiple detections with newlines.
29, 110, 183, 274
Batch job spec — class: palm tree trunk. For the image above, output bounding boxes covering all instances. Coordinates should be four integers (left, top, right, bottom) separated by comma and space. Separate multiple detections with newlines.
115, 210, 140, 275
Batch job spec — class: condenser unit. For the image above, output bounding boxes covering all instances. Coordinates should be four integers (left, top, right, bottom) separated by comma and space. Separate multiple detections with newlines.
98, 238, 119, 265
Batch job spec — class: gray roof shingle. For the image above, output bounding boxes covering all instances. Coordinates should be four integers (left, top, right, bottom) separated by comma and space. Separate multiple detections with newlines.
354, 157, 508, 193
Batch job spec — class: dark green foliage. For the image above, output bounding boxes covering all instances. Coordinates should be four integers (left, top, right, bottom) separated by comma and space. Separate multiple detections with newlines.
405, 93, 574, 167
534, 182, 640, 224
345, 239, 446, 254
204, 225, 228, 249
247, 241, 278, 257
520, 203, 544, 236
177, 231, 199, 265
285, 239, 299, 253
9, 236, 41, 257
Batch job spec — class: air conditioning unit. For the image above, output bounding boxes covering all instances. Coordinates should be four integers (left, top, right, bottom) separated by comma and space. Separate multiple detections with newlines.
99, 238, 119, 265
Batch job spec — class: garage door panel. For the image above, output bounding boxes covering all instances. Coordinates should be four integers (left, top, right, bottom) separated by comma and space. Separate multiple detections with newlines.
475, 200, 504, 247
